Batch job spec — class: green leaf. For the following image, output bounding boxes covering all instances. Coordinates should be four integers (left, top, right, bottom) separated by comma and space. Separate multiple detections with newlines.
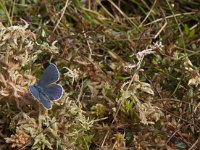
125, 131, 132, 142
115, 75, 124, 80
19, 0, 25, 5
184, 24, 189, 35
187, 87, 193, 98
72, 0, 82, 8
189, 103, 193, 113
191, 43, 197, 50
124, 100, 133, 114
154, 120, 161, 129
189, 29, 195, 38
41, 28, 46, 38
175, 142, 187, 149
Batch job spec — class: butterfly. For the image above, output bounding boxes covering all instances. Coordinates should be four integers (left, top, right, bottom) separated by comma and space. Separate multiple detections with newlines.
29, 63, 63, 109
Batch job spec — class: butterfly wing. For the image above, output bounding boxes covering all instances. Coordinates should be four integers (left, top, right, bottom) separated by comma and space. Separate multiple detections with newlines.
29, 63, 63, 109
29, 86, 40, 100
29, 86, 52, 109
42, 84, 63, 101
38, 63, 60, 86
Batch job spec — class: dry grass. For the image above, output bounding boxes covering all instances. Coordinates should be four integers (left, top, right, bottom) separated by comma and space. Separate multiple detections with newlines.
0, 0, 199, 149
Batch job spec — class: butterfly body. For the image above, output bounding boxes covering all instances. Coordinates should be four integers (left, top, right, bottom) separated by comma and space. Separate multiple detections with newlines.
29, 63, 63, 109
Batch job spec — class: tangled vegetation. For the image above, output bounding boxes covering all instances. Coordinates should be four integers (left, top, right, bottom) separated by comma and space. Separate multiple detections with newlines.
0, 0, 199, 149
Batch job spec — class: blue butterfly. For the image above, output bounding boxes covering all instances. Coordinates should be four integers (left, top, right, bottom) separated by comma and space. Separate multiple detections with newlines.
29, 63, 63, 109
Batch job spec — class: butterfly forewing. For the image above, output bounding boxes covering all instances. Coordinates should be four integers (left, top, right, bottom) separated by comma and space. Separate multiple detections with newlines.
38, 63, 60, 86
42, 84, 63, 101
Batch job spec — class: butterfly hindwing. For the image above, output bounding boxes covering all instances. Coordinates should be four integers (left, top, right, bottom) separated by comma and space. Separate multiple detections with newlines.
38, 89, 52, 109
42, 84, 63, 101
29, 86, 40, 100
38, 63, 60, 86
29, 85, 52, 109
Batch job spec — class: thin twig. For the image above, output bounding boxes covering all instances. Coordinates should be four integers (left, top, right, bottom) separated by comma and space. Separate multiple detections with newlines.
139, 0, 157, 27
188, 136, 200, 150
144, 12, 195, 26
53, 0, 70, 32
